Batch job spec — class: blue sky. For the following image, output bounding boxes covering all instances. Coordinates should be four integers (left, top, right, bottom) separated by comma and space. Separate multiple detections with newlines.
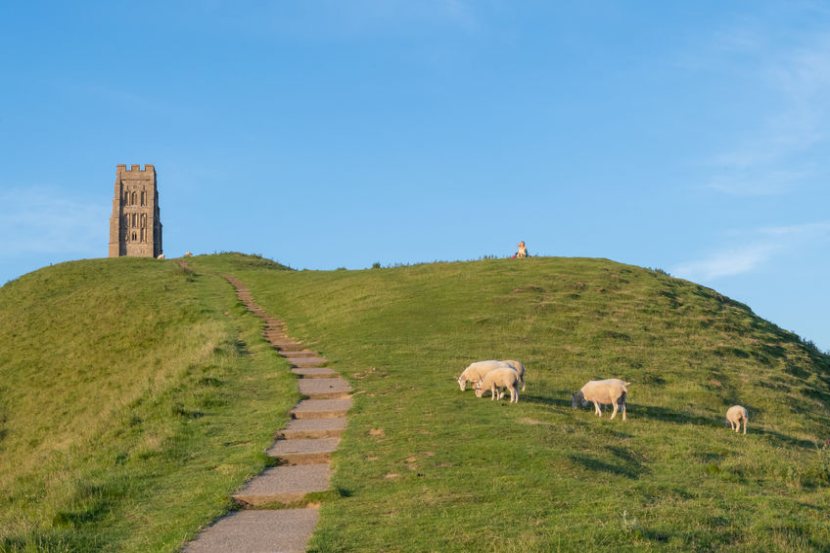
1, 1, 828, 350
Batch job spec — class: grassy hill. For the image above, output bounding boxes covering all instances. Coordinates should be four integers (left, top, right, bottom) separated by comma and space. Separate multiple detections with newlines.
188, 254, 830, 553
2, 253, 829, 552
0, 256, 297, 552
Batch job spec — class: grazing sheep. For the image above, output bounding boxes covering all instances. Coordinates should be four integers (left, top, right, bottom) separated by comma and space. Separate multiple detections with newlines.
474, 368, 520, 403
501, 360, 527, 392
457, 360, 512, 391
571, 379, 629, 421
726, 405, 748, 434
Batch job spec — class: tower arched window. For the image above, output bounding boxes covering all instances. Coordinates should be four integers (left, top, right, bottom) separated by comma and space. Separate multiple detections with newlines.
131, 191, 137, 205
132, 231, 137, 241
141, 190, 146, 206
132, 213, 137, 228
140, 214, 146, 228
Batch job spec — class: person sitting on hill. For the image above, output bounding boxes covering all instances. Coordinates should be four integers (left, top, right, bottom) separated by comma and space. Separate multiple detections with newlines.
514, 241, 528, 259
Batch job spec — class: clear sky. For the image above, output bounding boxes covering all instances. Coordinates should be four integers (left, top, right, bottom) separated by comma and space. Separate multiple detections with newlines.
1, 1, 828, 351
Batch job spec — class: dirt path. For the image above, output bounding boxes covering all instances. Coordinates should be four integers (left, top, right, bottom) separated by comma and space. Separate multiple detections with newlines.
183, 275, 351, 553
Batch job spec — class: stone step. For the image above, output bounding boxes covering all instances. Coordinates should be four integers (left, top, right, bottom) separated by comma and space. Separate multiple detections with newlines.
232, 464, 330, 507
289, 357, 328, 368
271, 341, 306, 351
279, 417, 347, 439
281, 350, 319, 358
183, 509, 319, 553
291, 398, 352, 420
298, 378, 351, 399
267, 438, 340, 464
292, 367, 337, 378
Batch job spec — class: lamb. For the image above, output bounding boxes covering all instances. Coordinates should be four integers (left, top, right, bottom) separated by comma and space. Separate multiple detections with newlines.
474, 368, 520, 403
501, 360, 527, 392
726, 405, 748, 434
571, 379, 629, 421
457, 360, 511, 391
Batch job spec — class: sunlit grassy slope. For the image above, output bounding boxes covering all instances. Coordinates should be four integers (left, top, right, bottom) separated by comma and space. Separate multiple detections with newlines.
3, 253, 829, 552
189, 254, 830, 553
0, 256, 297, 552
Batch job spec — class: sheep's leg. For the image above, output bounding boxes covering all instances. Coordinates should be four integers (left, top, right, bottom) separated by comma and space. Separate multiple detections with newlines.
510, 384, 518, 403
621, 402, 626, 421
610, 401, 618, 420
742, 418, 746, 435
491, 384, 497, 401
593, 401, 601, 417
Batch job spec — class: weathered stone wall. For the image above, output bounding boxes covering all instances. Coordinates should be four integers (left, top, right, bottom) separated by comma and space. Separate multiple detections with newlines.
108, 164, 163, 258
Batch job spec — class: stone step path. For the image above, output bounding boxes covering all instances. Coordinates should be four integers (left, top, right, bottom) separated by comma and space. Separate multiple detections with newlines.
267, 437, 340, 465
183, 511, 319, 553
292, 398, 353, 420
288, 356, 329, 368
292, 367, 338, 378
232, 464, 331, 506
298, 378, 351, 399
184, 276, 351, 553
279, 417, 347, 440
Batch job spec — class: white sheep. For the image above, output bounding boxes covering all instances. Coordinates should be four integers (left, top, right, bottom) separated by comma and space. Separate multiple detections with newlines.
474, 368, 520, 403
501, 359, 526, 391
726, 405, 748, 434
571, 379, 629, 421
457, 360, 511, 391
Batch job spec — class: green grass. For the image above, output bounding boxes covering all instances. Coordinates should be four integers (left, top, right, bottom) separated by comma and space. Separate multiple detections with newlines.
0, 257, 298, 552
186, 254, 830, 552
3, 253, 829, 552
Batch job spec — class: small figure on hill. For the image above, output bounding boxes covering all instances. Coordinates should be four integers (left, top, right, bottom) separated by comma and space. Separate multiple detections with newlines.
513, 241, 528, 259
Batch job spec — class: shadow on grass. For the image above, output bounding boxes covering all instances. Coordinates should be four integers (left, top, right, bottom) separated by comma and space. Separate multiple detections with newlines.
751, 427, 817, 449
569, 449, 646, 479
521, 394, 817, 449
519, 393, 572, 409
634, 404, 717, 426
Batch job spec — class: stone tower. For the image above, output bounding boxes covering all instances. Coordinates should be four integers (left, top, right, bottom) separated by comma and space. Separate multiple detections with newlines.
108, 164, 163, 258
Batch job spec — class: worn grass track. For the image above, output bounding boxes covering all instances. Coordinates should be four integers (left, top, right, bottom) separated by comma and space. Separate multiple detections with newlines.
189, 254, 830, 553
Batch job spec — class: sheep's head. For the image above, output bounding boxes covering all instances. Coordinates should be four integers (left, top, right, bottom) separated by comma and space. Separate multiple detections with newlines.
457, 375, 467, 391
571, 391, 586, 408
